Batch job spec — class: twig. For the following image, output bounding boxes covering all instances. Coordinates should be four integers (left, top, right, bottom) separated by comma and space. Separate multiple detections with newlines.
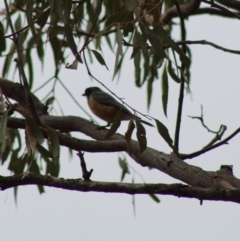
202, 0, 240, 20
160, 0, 201, 24
4, 0, 29, 88
1, 173, 240, 203
176, 40, 240, 55
216, 0, 240, 10
4, 0, 41, 124
77, 152, 93, 180
173, 0, 187, 152
180, 127, 240, 160
202, 125, 227, 149
194, 7, 240, 17
188, 105, 221, 134
123, 38, 240, 55
79, 0, 103, 53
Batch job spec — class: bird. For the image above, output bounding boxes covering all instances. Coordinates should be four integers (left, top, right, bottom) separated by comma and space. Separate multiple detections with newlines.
82, 87, 153, 128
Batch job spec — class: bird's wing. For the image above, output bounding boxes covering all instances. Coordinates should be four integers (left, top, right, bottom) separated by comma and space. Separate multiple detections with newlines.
92, 91, 132, 115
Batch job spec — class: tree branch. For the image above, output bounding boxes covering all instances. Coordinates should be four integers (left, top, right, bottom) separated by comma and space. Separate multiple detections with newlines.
176, 40, 240, 55
160, 0, 201, 24
1, 78, 240, 190
216, 0, 240, 10
0, 173, 239, 203
202, 0, 240, 19
173, 0, 187, 151
180, 127, 240, 159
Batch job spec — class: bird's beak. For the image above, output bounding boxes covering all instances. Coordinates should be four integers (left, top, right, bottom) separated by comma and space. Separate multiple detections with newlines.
82, 93, 86, 96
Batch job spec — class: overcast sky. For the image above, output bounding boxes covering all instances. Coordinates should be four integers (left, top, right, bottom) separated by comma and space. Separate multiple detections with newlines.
0, 3, 240, 241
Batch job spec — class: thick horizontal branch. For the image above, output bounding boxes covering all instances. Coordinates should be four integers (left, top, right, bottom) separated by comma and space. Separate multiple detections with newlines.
216, 0, 240, 10
1, 78, 240, 191
0, 173, 240, 203
161, 0, 201, 24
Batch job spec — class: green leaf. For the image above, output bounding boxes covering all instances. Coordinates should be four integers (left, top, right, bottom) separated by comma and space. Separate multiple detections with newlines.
14, 14, 22, 31
90, 49, 109, 70
2, 43, 15, 77
46, 157, 60, 176
117, 28, 123, 55
112, 29, 123, 80
25, 116, 44, 145
64, 22, 82, 63
168, 60, 181, 83
62, 1, 72, 22
29, 159, 45, 194
26, 0, 38, 44
105, 110, 122, 139
36, 36, 44, 65
37, 143, 53, 159
26, 51, 34, 89
47, 129, 60, 165
147, 76, 154, 109
154, 119, 173, 147
145, 27, 167, 59
161, 64, 168, 117
124, 119, 135, 154
0, 22, 6, 53
105, 6, 125, 27
118, 156, 130, 181
36, 8, 50, 29
135, 118, 147, 152
149, 193, 160, 203
0, 111, 8, 155
134, 48, 141, 87
153, 25, 190, 67
8, 151, 26, 175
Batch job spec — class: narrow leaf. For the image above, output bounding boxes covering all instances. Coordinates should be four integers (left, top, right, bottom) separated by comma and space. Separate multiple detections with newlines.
36, 143, 53, 159
154, 119, 173, 147
90, 49, 109, 70
168, 60, 181, 83
25, 116, 44, 145
145, 27, 166, 59
125, 119, 135, 154
161, 64, 168, 117
0, 111, 8, 154
26, 0, 38, 43
47, 129, 60, 164
118, 157, 130, 181
105, 110, 122, 139
0, 22, 6, 53
149, 193, 160, 203
147, 76, 154, 109
36, 8, 50, 29
153, 25, 190, 67
135, 118, 147, 152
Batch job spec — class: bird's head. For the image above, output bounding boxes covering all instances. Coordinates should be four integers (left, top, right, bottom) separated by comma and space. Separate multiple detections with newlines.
82, 87, 101, 97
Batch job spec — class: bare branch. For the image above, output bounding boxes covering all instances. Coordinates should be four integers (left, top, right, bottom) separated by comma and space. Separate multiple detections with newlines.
176, 40, 240, 55
160, 0, 201, 24
172, 0, 187, 152
77, 152, 93, 180
1, 78, 240, 190
0, 173, 240, 203
181, 127, 240, 159
123, 38, 240, 55
216, 0, 240, 10
194, 7, 240, 17
202, 0, 240, 19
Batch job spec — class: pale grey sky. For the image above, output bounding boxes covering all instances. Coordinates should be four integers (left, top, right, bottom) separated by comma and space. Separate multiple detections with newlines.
0, 3, 240, 241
